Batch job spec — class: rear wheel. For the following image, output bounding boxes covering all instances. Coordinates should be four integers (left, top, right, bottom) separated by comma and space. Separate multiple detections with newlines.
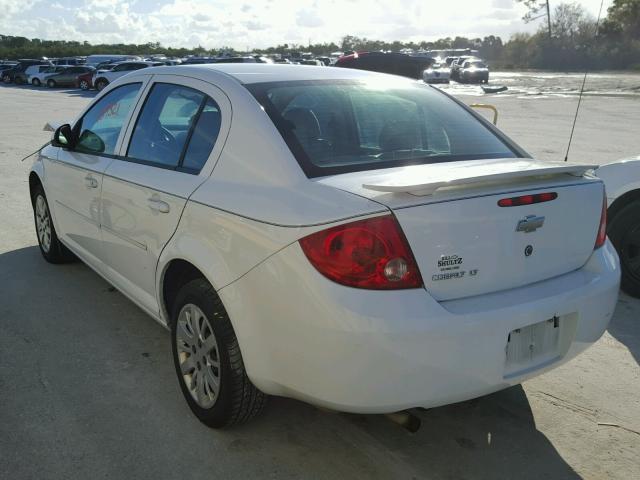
171, 279, 267, 428
32, 78, 41, 86
32, 185, 75, 264
79, 79, 90, 90
608, 199, 640, 298
46, 79, 56, 88
2, 74, 10, 83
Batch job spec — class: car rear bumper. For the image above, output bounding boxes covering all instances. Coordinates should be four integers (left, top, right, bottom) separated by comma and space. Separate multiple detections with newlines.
219, 239, 620, 413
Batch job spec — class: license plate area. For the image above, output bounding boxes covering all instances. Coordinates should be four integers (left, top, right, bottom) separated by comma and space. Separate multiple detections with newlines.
504, 316, 561, 378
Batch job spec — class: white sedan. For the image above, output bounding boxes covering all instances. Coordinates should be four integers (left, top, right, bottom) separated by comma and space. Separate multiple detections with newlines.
596, 156, 640, 297
29, 64, 620, 428
92, 61, 164, 91
423, 63, 451, 84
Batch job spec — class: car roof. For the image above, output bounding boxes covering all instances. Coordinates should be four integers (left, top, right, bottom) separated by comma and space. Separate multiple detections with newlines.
143, 63, 411, 85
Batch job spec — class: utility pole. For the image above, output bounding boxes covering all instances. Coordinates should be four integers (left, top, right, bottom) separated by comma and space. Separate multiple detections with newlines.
546, 0, 552, 38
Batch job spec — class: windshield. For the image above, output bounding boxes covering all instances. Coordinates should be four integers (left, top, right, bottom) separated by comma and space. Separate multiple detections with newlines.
248, 80, 520, 177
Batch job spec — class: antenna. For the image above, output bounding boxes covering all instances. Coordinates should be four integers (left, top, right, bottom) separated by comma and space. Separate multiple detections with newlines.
564, 0, 605, 162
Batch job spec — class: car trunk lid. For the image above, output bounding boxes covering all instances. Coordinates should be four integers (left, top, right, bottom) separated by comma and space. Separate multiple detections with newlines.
316, 159, 604, 301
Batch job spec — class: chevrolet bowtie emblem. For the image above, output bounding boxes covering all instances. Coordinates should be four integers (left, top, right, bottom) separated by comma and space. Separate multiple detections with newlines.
516, 215, 545, 233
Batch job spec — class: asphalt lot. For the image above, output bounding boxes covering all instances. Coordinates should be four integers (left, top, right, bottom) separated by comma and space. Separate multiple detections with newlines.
0, 82, 639, 480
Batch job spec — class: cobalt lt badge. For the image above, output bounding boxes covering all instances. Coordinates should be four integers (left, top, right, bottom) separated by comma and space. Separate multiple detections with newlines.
524, 245, 534, 257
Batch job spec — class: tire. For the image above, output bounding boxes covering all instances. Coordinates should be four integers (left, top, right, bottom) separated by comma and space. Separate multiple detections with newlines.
46, 79, 56, 88
32, 185, 75, 264
2, 74, 10, 84
608, 199, 640, 297
79, 79, 90, 90
95, 79, 108, 91
171, 278, 267, 428
32, 78, 41, 86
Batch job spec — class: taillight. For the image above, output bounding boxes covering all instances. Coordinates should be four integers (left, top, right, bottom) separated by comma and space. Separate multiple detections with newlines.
498, 192, 557, 207
594, 192, 607, 249
299, 215, 423, 289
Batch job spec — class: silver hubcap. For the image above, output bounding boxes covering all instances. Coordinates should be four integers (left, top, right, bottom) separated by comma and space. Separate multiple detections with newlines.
35, 195, 52, 253
176, 304, 221, 409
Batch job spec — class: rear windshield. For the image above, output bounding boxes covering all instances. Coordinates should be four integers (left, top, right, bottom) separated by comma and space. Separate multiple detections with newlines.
247, 80, 519, 177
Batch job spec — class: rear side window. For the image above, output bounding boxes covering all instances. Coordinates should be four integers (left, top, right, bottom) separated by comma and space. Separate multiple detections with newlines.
181, 98, 221, 172
74, 82, 141, 155
127, 83, 221, 172
248, 80, 520, 177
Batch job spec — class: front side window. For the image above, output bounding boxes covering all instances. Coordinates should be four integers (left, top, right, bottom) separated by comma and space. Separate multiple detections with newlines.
74, 82, 141, 155
126, 83, 221, 172
248, 80, 520, 177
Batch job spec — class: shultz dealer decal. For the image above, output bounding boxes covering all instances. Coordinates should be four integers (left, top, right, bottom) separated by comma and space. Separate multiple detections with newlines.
432, 254, 479, 281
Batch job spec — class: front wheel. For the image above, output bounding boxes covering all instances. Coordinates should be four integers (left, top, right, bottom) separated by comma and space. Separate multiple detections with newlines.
171, 279, 267, 428
2, 74, 10, 84
32, 78, 41, 86
79, 79, 90, 90
608, 200, 640, 298
32, 185, 75, 263
95, 79, 108, 91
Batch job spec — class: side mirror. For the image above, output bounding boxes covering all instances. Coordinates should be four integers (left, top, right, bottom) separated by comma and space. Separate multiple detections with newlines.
52, 124, 76, 149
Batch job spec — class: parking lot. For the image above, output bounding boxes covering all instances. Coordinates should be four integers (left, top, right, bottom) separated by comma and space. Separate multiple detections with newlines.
0, 82, 639, 479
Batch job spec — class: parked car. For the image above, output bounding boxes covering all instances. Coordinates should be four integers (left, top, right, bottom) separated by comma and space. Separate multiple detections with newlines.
422, 62, 451, 84
215, 56, 259, 63
299, 59, 324, 66
94, 61, 120, 71
45, 66, 95, 88
51, 57, 86, 66
595, 156, 640, 297
335, 52, 434, 79
75, 69, 96, 90
28, 65, 68, 86
92, 61, 163, 90
181, 57, 218, 65
450, 56, 478, 82
2, 59, 51, 84
0, 63, 17, 73
85, 54, 142, 67
458, 60, 490, 84
30, 64, 619, 428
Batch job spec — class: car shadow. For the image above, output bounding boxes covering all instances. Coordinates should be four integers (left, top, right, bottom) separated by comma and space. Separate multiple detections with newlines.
0, 245, 580, 479
607, 292, 640, 366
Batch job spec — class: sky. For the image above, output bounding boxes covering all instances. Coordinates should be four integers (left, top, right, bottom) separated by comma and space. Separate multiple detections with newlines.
0, 0, 613, 50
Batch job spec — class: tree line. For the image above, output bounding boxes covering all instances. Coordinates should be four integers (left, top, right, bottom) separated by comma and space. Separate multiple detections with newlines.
1, 1, 638, 71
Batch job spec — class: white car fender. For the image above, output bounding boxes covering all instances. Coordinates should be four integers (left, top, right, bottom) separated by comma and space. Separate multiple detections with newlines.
595, 155, 640, 209
154, 201, 312, 323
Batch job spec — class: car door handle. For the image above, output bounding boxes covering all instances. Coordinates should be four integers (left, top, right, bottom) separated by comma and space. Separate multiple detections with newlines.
84, 175, 98, 188
148, 198, 170, 213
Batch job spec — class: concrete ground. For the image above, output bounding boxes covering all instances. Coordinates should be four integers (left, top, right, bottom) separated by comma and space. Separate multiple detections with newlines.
0, 83, 638, 480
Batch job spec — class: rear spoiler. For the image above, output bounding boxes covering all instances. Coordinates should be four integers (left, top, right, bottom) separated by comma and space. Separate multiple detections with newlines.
362, 162, 597, 196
